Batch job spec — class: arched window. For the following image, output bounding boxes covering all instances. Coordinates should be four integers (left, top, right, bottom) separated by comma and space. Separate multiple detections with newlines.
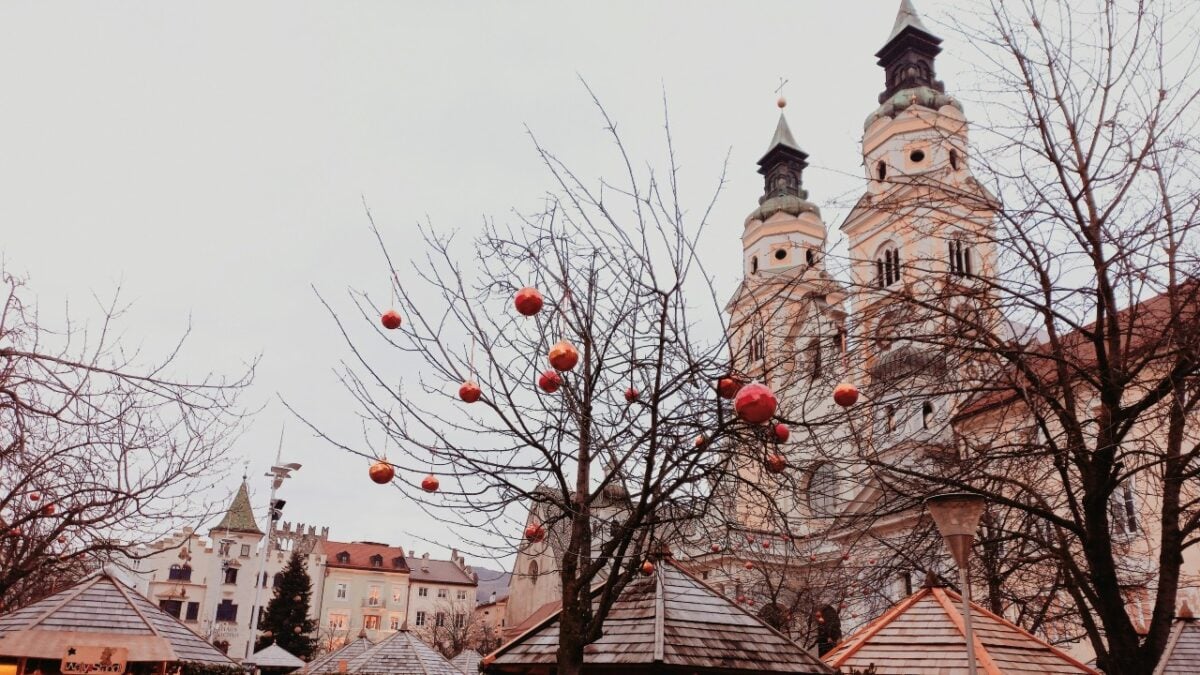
528, 560, 540, 584
949, 148, 960, 170
808, 339, 823, 380
876, 246, 901, 287
949, 240, 973, 277
922, 401, 934, 429
808, 464, 841, 515
816, 605, 843, 656
747, 331, 766, 363
750, 256, 759, 274
885, 405, 897, 433
1111, 478, 1139, 535
805, 249, 816, 266
876, 161, 887, 181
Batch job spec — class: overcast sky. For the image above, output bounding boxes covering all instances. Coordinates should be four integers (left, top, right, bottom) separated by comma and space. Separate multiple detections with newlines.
1, 1, 971, 570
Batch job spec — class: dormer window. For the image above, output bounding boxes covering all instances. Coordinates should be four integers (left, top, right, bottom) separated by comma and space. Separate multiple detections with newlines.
336, 551, 350, 564
392, 556, 405, 569
876, 246, 901, 287
370, 554, 383, 568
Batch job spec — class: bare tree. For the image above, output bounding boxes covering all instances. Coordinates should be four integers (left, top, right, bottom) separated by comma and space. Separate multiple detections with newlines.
780, 0, 1200, 672
296, 90, 785, 675
0, 271, 253, 610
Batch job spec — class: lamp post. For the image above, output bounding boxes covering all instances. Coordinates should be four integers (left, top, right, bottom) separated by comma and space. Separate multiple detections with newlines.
925, 492, 987, 675
244, 461, 301, 658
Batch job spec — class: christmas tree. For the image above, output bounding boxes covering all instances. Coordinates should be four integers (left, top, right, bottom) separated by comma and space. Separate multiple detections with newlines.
254, 550, 318, 658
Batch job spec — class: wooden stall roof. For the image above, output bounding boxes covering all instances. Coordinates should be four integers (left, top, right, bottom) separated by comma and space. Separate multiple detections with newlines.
245, 643, 306, 669
482, 558, 833, 674
304, 635, 374, 673
449, 649, 482, 674
340, 629, 460, 675
1153, 604, 1200, 675
0, 570, 235, 664
824, 585, 1097, 674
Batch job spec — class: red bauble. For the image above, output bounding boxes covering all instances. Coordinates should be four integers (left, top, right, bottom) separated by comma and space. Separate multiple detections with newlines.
762, 540, 771, 549
459, 380, 482, 403
513, 287, 544, 316
28, 492, 40, 502
57, 535, 67, 544
710, 543, 721, 553
694, 434, 706, 448
421, 475, 440, 493
733, 383, 778, 424
841, 553, 850, 561
773, 423, 790, 442
833, 381, 859, 407
368, 461, 395, 485
524, 523, 546, 543
746, 535, 755, 544
42, 503, 56, 516
747, 598, 755, 606
6, 527, 20, 538
765, 454, 787, 474
737, 595, 747, 603
548, 341, 579, 371
380, 309, 403, 330
744, 561, 754, 570
809, 554, 817, 562
537, 370, 562, 393
640, 560, 655, 576
624, 387, 639, 403
717, 377, 743, 400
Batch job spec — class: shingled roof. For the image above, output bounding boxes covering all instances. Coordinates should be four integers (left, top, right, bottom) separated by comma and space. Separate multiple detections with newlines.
340, 629, 460, 675
246, 643, 305, 670
1153, 603, 1200, 674
211, 480, 263, 535
304, 634, 374, 673
482, 557, 833, 674
0, 569, 235, 664
450, 649, 483, 674
824, 585, 1097, 674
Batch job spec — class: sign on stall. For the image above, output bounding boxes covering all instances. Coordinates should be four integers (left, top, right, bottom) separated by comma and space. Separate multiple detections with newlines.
61, 647, 128, 675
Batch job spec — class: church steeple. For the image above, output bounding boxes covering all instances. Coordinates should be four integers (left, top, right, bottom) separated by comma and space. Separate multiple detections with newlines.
875, 0, 945, 104
757, 113, 809, 203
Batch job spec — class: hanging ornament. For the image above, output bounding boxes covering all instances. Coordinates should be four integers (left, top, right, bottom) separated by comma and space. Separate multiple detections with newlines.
640, 560, 655, 576
762, 540, 772, 549
694, 434, 706, 448
459, 380, 482, 403
734, 383, 778, 424
524, 523, 546, 543
548, 341, 579, 371
737, 595, 747, 604
368, 461, 395, 485
710, 543, 721, 553
421, 475, 440, 493
765, 454, 787, 474
42, 503, 56, 516
624, 387, 639, 403
841, 552, 850, 561
773, 423, 790, 442
744, 561, 755, 570
747, 598, 755, 606
28, 492, 40, 503
746, 536, 756, 544
57, 535, 67, 544
513, 287, 544, 316
6, 527, 20, 538
537, 370, 562, 394
833, 381, 859, 407
717, 377, 743, 400
380, 309, 403, 330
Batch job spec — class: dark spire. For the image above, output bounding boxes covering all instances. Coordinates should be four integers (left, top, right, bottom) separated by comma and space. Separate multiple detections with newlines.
212, 480, 263, 535
875, 0, 945, 104
756, 113, 809, 203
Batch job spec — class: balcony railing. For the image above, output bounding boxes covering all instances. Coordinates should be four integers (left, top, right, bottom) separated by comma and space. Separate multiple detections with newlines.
362, 598, 386, 608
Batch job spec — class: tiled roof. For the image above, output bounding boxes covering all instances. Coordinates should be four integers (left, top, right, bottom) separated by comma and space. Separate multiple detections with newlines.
342, 629, 460, 674
450, 649, 483, 674
824, 585, 1097, 674
409, 559, 476, 586
211, 481, 263, 535
0, 570, 235, 664
304, 636, 374, 673
246, 643, 305, 669
483, 558, 833, 673
1154, 610, 1200, 674
322, 540, 409, 573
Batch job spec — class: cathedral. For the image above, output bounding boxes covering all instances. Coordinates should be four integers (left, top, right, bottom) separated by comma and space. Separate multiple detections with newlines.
504, 0, 1197, 666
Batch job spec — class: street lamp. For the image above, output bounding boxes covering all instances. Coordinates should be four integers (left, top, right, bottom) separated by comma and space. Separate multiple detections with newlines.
245, 461, 301, 658
925, 492, 987, 675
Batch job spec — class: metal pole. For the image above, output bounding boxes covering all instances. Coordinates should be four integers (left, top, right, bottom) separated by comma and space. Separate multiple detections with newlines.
959, 563, 979, 675
244, 475, 278, 659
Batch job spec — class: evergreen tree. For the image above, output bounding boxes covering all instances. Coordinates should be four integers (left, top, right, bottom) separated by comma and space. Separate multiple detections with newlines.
255, 550, 318, 658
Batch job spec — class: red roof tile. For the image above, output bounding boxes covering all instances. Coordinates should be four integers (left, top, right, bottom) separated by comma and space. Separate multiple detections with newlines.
321, 540, 409, 573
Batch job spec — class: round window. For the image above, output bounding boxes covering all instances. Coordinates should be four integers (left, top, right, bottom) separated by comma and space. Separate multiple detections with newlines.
774, 249, 787, 261
909, 149, 926, 163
